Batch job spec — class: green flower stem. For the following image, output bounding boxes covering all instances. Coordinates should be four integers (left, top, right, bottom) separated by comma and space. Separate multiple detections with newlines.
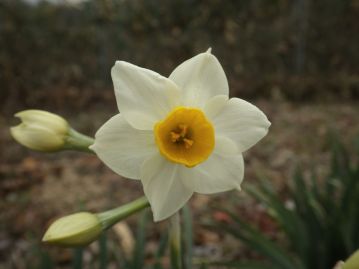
64, 128, 95, 153
170, 212, 182, 269
97, 197, 150, 230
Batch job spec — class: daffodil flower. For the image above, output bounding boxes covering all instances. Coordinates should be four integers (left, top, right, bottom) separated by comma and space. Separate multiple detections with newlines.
91, 49, 271, 221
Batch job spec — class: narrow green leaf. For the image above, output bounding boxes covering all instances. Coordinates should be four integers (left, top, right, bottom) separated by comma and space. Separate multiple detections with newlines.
153, 230, 169, 269
214, 216, 300, 269
132, 210, 149, 269
72, 248, 83, 269
203, 260, 278, 269
99, 232, 108, 269
39, 250, 53, 269
245, 184, 309, 263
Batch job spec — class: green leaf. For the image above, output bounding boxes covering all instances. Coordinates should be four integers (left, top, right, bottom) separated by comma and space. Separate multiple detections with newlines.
72, 248, 83, 269
203, 260, 278, 269
245, 184, 309, 263
214, 214, 301, 269
132, 210, 149, 269
99, 233, 108, 269
39, 250, 54, 269
152, 230, 169, 269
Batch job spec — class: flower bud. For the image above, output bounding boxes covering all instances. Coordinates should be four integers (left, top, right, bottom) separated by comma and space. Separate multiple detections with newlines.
42, 212, 103, 247
342, 250, 359, 269
334, 261, 345, 269
10, 110, 69, 152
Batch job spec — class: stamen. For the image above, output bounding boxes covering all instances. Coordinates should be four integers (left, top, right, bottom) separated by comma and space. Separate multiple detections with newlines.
170, 124, 191, 146
178, 124, 188, 137
183, 138, 194, 149
170, 131, 181, 142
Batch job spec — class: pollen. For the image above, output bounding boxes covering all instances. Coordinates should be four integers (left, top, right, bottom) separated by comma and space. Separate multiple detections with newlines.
154, 107, 215, 167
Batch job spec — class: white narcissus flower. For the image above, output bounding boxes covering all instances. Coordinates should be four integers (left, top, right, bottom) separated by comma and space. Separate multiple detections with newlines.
90, 49, 271, 221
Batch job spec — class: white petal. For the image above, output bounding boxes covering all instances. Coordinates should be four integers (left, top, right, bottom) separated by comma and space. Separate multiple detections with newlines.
140, 154, 193, 221
112, 61, 181, 130
203, 95, 228, 119
210, 98, 271, 152
169, 51, 229, 107
215, 136, 238, 155
181, 153, 244, 194
204, 95, 239, 156
90, 114, 156, 179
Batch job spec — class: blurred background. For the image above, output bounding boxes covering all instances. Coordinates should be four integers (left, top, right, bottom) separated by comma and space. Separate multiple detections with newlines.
0, 0, 358, 268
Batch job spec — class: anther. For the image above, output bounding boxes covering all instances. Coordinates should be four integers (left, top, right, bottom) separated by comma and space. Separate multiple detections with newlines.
170, 132, 181, 142
178, 124, 188, 137
183, 138, 194, 149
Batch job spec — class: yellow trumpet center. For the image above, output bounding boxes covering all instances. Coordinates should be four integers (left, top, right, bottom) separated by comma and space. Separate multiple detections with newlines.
154, 107, 215, 167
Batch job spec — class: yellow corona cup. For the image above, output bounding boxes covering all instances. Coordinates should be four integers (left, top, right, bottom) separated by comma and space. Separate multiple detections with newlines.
10, 110, 69, 152
42, 212, 102, 247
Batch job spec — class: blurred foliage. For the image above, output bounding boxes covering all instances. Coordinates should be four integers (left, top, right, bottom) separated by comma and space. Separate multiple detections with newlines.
214, 135, 359, 269
0, 0, 358, 114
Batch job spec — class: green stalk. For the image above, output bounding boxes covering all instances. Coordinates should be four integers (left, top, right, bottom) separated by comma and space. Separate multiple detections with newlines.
64, 128, 95, 153
97, 197, 150, 230
182, 205, 193, 269
170, 212, 182, 269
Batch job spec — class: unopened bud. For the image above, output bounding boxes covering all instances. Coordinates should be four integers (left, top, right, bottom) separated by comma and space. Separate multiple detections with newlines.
11, 110, 69, 152
342, 250, 359, 269
42, 212, 102, 247
334, 261, 345, 269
